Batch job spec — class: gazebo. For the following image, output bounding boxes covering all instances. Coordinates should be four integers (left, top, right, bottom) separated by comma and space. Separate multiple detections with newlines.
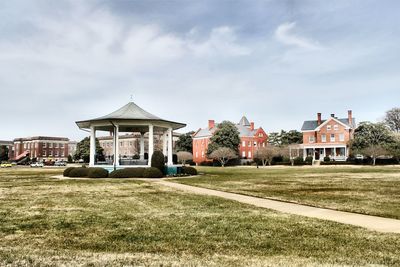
76, 101, 186, 169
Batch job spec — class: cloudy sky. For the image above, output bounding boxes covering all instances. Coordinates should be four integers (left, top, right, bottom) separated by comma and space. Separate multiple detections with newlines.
1, 0, 399, 141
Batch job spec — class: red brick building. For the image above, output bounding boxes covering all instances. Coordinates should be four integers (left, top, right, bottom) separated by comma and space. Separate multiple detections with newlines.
13, 136, 69, 162
192, 116, 268, 164
301, 110, 356, 161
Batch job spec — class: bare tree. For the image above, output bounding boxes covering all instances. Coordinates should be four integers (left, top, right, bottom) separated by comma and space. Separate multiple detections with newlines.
254, 145, 279, 166
279, 145, 302, 166
361, 145, 388, 166
385, 108, 400, 132
209, 147, 237, 167
177, 151, 193, 165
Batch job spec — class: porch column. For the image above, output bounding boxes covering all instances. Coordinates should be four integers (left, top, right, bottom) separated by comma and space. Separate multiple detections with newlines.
323, 148, 326, 158
303, 148, 307, 160
89, 125, 96, 167
148, 124, 154, 166
115, 125, 120, 166
139, 133, 145, 160
163, 131, 168, 156
333, 147, 336, 159
167, 127, 173, 165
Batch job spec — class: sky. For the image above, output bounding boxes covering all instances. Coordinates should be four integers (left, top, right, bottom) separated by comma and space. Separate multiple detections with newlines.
1, 0, 400, 141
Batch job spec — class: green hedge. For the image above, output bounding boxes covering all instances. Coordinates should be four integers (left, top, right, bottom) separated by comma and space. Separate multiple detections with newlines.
68, 167, 90, 177
88, 167, 109, 178
109, 168, 146, 178
63, 167, 75, 177
143, 167, 163, 178
151, 151, 165, 174
182, 166, 197, 175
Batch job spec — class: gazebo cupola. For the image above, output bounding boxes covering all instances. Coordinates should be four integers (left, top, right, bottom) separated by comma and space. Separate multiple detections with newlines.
76, 101, 186, 168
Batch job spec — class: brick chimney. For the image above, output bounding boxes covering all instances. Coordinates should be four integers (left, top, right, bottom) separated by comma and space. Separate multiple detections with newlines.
317, 113, 322, 125
348, 110, 353, 124
331, 113, 335, 118
208, 120, 215, 129
250, 122, 254, 131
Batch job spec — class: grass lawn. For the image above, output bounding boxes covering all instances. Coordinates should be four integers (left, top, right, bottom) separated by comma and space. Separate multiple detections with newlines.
172, 165, 400, 220
0, 168, 399, 266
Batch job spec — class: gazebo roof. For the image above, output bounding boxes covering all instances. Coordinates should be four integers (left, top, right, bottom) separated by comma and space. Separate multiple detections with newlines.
76, 102, 186, 131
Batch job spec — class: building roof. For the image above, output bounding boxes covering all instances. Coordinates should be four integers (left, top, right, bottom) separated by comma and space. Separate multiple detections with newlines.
0, 140, 13, 146
13, 136, 69, 142
92, 102, 162, 121
76, 101, 186, 131
301, 118, 356, 131
193, 118, 258, 138
238, 116, 250, 126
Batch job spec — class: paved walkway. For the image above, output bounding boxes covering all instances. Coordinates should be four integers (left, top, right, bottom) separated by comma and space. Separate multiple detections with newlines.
155, 180, 400, 234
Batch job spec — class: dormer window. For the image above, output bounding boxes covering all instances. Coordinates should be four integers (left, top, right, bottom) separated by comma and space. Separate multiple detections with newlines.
334, 125, 339, 131
327, 125, 332, 131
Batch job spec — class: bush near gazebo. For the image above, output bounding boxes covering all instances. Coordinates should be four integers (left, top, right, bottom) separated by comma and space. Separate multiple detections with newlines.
151, 151, 165, 174
109, 168, 146, 178
88, 168, 109, 178
143, 167, 163, 178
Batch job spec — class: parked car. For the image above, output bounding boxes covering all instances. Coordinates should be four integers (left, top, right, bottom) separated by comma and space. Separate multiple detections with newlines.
55, 161, 67, 166
30, 162, 44, 168
0, 162, 12, 168
44, 161, 55, 166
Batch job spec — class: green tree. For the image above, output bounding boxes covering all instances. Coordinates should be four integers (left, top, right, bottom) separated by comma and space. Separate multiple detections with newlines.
350, 122, 395, 165
268, 130, 303, 146
207, 121, 240, 155
74, 137, 105, 163
0, 145, 9, 161
176, 131, 194, 152
268, 132, 281, 146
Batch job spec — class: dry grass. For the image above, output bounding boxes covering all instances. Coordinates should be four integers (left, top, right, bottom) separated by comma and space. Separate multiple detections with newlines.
1, 168, 400, 266
173, 165, 400, 219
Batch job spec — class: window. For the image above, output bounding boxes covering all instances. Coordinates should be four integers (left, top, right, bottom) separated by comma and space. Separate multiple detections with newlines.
48, 151, 53, 156
254, 141, 257, 147
259, 133, 263, 137
248, 141, 251, 147
55, 143, 58, 148
321, 134, 326, 143
49, 143, 53, 148
201, 151, 204, 158
60, 143, 64, 148
330, 134, 335, 142
43, 143, 47, 148
263, 143, 265, 147
242, 141, 246, 147
309, 136, 315, 143
195, 152, 198, 158
334, 125, 339, 131
55, 151, 59, 157
61, 152, 65, 157
339, 134, 345, 142
327, 125, 331, 131
42, 151, 46, 157
242, 151, 246, 158
248, 151, 252, 158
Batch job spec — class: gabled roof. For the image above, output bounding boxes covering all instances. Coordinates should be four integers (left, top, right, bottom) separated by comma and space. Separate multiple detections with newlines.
301, 117, 356, 131
238, 116, 250, 126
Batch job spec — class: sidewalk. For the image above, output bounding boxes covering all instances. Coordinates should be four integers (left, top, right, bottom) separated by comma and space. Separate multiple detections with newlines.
156, 180, 400, 234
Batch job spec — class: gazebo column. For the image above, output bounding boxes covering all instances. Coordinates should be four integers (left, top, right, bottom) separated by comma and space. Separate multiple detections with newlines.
89, 125, 96, 167
148, 124, 154, 166
163, 131, 168, 156
139, 133, 145, 160
115, 125, 120, 166
167, 127, 173, 165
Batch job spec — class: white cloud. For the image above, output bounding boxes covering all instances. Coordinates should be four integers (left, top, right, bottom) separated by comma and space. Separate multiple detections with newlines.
275, 22, 322, 50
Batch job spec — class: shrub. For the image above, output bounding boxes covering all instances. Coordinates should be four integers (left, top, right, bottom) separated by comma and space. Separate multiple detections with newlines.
143, 167, 163, 178
109, 168, 145, 178
293, 157, 304, 165
182, 166, 197, 176
68, 167, 90, 177
323, 156, 331, 162
151, 151, 165, 174
63, 167, 75, 177
88, 167, 109, 178
305, 156, 313, 164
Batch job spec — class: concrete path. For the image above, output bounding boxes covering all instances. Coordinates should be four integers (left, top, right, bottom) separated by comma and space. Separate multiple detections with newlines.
156, 180, 400, 234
